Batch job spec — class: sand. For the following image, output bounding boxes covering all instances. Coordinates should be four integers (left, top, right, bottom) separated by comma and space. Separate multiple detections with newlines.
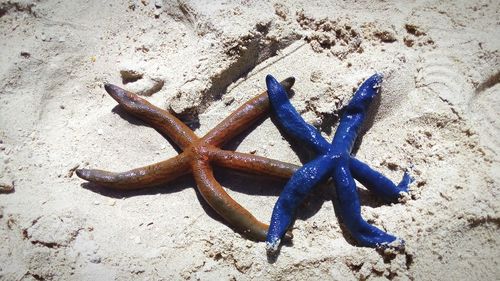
0, 0, 499, 280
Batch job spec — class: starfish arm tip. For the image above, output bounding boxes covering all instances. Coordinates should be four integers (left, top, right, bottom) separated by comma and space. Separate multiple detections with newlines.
379, 237, 405, 250
265, 73, 275, 81
357, 231, 400, 248
373, 72, 384, 80
266, 74, 291, 107
398, 171, 414, 192
265, 239, 281, 253
75, 168, 90, 180
284, 76, 296, 88
346, 73, 384, 113
265, 74, 279, 89
366, 73, 383, 88
267, 75, 295, 91
103, 83, 118, 94
75, 168, 113, 184
367, 73, 383, 88
103, 83, 130, 104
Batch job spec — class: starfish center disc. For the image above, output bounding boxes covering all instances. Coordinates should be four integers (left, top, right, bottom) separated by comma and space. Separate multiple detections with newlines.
189, 142, 213, 161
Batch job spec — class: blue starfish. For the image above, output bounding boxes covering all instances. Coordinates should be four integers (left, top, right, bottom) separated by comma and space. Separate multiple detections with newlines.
265, 73, 413, 252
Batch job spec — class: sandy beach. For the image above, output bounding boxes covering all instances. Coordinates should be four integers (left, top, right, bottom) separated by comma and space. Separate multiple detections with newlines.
0, 0, 499, 280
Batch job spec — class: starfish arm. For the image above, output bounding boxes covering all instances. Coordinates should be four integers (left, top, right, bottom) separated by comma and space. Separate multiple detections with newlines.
332, 162, 400, 247
210, 149, 299, 179
191, 160, 293, 241
266, 75, 331, 154
332, 74, 383, 152
266, 155, 333, 252
104, 84, 198, 149
75, 153, 191, 190
349, 157, 413, 201
202, 78, 296, 147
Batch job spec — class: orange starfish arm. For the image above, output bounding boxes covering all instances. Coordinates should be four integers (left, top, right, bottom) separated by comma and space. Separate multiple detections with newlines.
210, 149, 298, 179
202, 77, 295, 147
191, 159, 292, 241
104, 84, 198, 149
76, 153, 191, 190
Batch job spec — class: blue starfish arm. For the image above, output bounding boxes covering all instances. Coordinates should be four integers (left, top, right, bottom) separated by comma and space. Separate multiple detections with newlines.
266, 75, 331, 154
266, 155, 334, 252
332, 162, 400, 247
332, 73, 383, 152
350, 157, 413, 202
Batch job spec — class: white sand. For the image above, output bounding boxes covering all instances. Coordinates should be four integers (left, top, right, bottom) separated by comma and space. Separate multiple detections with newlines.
0, 0, 499, 280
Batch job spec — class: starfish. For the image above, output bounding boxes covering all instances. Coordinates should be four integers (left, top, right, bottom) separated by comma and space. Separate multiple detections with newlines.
76, 79, 302, 241
265, 73, 413, 252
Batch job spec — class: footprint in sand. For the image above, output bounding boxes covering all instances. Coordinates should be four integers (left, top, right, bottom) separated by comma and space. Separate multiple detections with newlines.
469, 71, 500, 153
415, 50, 471, 107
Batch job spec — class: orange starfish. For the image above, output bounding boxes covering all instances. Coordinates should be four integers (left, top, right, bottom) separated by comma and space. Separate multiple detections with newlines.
77, 79, 299, 241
